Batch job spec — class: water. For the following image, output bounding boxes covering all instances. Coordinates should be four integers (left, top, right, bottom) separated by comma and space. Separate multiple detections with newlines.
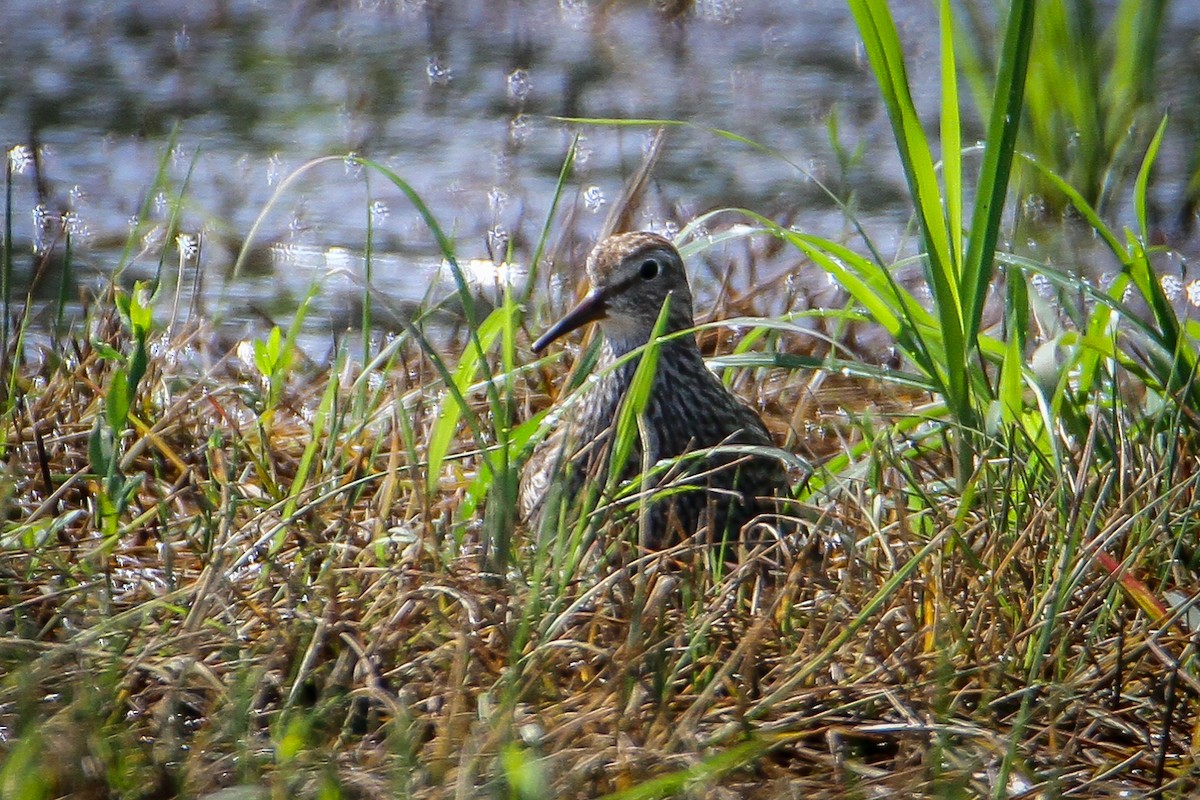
3, 0, 1199, 360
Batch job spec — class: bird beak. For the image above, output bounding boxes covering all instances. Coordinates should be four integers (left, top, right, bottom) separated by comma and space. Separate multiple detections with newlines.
532, 288, 608, 353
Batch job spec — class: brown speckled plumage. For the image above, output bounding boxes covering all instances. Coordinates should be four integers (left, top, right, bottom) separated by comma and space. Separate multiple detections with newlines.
520, 232, 786, 548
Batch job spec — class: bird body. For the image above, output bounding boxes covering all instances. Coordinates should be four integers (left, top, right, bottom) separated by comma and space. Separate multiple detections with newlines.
520, 232, 786, 549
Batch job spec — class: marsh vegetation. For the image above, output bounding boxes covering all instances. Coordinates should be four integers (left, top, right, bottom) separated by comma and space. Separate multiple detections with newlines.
3, 1, 1200, 797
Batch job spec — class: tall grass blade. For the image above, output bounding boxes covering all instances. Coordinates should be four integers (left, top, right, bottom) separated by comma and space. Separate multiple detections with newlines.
351, 157, 508, 455
279, 352, 343, 533
939, 0, 963, 267
1126, 118, 1200, 410
115, 124, 180, 282
849, 0, 1037, 481
426, 305, 511, 501
960, 0, 1036, 348
2, 152, 11, 373
54, 231, 73, 344
362, 173, 375, 361
522, 137, 577, 306
607, 297, 672, 493
485, 143, 579, 573
848, 0, 970, 448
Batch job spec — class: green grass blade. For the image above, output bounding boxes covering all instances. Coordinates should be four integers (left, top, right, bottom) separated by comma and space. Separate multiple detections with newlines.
426, 304, 511, 500
848, 0, 967, 426
939, 0, 964, 268
2, 153, 11, 368
1134, 115, 1168, 242
1126, 119, 1197, 402
961, 0, 1036, 348
522, 137, 577, 307
1018, 154, 1126, 255
279, 351, 342, 530
115, 123, 180, 281
998, 268, 1029, 425
607, 298, 671, 491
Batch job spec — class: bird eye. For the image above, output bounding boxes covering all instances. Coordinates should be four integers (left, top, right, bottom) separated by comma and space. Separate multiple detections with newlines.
639, 259, 660, 280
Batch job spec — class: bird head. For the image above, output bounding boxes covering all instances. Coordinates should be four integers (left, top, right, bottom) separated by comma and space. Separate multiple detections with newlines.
532, 232, 696, 354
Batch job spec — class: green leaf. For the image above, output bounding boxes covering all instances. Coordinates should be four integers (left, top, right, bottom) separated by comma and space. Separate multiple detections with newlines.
425, 304, 511, 496
87, 418, 113, 477
125, 338, 148, 408
91, 341, 125, 362
254, 326, 283, 377
608, 296, 672, 489
127, 280, 153, 335
998, 269, 1028, 425
106, 370, 132, 431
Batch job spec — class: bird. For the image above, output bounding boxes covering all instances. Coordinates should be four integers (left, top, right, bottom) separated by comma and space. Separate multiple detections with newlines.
520, 231, 788, 550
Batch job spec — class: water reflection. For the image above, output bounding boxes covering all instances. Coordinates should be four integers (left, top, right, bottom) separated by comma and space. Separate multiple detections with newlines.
2, 0, 1199, 357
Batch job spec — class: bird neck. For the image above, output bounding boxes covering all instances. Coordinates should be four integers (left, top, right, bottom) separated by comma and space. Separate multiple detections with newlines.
597, 328, 706, 387
598, 308, 697, 358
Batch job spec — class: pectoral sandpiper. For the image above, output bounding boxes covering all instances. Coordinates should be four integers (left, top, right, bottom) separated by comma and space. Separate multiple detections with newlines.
520, 231, 787, 549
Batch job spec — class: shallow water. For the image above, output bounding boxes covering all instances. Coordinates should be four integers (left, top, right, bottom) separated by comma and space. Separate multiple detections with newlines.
4, 0, 1200, 359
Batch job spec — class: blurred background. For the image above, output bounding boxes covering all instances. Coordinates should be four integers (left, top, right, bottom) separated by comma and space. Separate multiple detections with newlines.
3, 0, 1200, 347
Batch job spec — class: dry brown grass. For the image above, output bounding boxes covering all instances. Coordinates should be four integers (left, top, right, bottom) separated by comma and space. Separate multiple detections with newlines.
2, 297, 1200, 799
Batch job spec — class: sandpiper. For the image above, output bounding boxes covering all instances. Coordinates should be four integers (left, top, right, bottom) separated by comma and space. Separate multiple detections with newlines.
520, 231, 787, 549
